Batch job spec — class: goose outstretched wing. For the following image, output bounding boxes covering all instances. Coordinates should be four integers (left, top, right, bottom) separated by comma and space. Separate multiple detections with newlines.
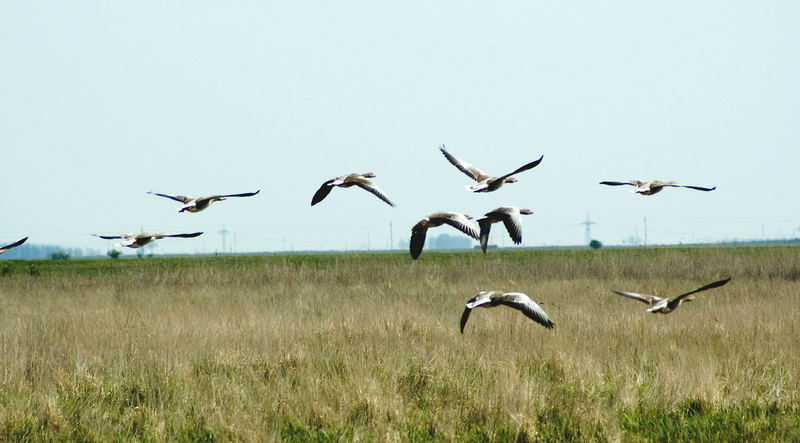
439, 145, 487, 182
148, 191, 192, 203
0, 237, 28, 253
354, 180, 395, 207
612, 290, 661, 305
162, 232, 203, 239
498, 292, 554, 329
495, 155, 543, 182
670, 278, 731, 304
433, 212, 479, 240
311, 179, 336, 206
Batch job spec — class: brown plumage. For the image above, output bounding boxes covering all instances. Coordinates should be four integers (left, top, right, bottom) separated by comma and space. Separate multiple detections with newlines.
311, 173, 394, 207
148, 190, 260, 212
613, 278, 731, 314
599, 180, 716, 195
477, 207, 533, 253
439, 144, 543, 193
410, 211, 479, 259
93, 232, 203, 248
461, 291, 554, 333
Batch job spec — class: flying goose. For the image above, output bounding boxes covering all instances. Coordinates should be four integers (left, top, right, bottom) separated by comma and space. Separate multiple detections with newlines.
410, 211, 479, 259
477, 207, 533, 253
461, 291, 554, 333
439, 144, 543, 193
311, 173, 394, 207
93, 232, 203, 248
613, 277, 731, 314
599, 180, 716, 195
148, 190, 260, 212
0, 237, 28, 254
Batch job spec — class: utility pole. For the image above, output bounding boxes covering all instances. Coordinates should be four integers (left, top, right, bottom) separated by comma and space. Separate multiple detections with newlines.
219, 224, 229, 253
643, 216, 648, 247
580, 213, 596, 245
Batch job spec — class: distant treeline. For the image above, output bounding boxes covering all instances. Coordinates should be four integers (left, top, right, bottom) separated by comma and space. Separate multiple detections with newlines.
0, 244, 100, 260
395, 233, 472, 251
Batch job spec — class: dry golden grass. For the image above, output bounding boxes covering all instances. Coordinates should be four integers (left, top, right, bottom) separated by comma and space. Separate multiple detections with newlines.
0, 247, 798, 441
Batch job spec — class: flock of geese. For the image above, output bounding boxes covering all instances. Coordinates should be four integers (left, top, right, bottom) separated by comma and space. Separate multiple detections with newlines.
2, 144, 728, 333
307, 144, 726, 332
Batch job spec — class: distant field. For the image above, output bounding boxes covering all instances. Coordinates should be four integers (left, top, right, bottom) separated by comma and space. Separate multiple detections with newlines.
1, 247, 798, 441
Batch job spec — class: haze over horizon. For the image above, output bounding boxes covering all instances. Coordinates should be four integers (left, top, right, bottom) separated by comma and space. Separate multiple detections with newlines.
3, 2, 799, 257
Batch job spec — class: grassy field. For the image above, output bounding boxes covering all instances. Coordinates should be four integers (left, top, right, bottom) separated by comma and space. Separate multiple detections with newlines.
1, 246, 799, 441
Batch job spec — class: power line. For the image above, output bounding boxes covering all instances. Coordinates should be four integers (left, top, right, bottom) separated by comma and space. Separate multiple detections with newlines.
219, 224, 230, 253
579, 213, 596, 245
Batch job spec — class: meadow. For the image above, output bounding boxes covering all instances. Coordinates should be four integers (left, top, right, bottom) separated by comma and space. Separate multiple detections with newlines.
0, 246, 798, 441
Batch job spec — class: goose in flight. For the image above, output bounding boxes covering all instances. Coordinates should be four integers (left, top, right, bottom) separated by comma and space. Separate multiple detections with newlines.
613, 277, 731, 314
93, 232, 203, 248
477, 207, 533, 253
461, 291, 554, 333
148, 190, 260, 213
311, 173, 394, 207
410, 211, 479, 259
0, 237, 28, 254
439, 144, 543, 193
599, 180, 716, 195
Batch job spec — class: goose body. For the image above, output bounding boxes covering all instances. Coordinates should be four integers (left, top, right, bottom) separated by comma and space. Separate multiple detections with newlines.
149, 190, 260, 212
311, 173, 394, 207
410, 211, 479, 259
613, 278, 731, 314
477, 207, 533, 253
461, 291, 554, 333
599, 180, 715, 195
439, 145, 543, 193
0, 237, 28, 254
93, 232, 203, 248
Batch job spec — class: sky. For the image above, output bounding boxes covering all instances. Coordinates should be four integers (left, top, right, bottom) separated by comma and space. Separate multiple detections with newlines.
2, 2, 799, 256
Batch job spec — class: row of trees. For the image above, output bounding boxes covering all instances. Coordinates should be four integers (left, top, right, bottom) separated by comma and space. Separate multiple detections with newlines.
396, 234, 604, 250
3, 235, 607, 261
0, 244, 99, 260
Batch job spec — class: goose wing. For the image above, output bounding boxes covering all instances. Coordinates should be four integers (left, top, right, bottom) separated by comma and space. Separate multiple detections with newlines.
478, 218, 492, 253
498, 292, 554, 329
432, 212, 479, 240
208, 190, 262, 199
667, 184, 717, 192
599, 181, 635, 187
409, 221, 428, 259
439, 145, 487, 182
148, 191, 192, 203
93, 234, 126, 240
671, 277, 731, 304
0, 237, 28, 252
354, 180, 395, 207
612, 289, 662, 305
494, 208, 524, 244
162, 232, 203, 239
460, 292, 493, 333
459, 307, 472, 334
496, 155, 544, 181
311, 179, 336, 206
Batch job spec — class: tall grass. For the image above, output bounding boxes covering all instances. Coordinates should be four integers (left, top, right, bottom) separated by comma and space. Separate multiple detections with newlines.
1, 247, 798, 441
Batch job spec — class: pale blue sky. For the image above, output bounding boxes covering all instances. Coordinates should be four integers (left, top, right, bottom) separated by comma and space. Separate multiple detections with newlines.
2, 2, 799, 255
